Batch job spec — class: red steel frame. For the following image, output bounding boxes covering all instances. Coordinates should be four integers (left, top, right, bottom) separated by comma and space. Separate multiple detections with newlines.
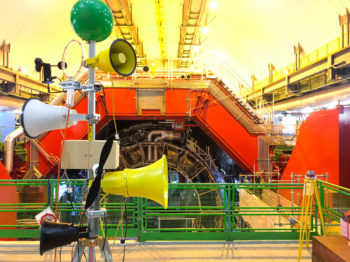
31, 86, 259, 176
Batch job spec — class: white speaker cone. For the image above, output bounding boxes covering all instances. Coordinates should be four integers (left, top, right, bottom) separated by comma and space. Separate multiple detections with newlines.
21, 99, 78, 138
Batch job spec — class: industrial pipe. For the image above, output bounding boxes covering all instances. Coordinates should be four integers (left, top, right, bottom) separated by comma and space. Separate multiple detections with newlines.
4, 127, 24, 173
147, 130, 183, 142
147, 130, 183, 160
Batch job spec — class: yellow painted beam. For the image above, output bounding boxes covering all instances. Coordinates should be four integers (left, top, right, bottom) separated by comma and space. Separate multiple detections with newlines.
104, 0, 145, 62
0, 66, 61, 94
154, 0, 167, 59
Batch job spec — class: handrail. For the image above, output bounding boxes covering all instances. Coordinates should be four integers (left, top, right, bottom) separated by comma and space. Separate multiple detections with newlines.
252, 37, 342, 93
4, 179, 348, 241
318, 180, 350, 193
0, 180, 326, 241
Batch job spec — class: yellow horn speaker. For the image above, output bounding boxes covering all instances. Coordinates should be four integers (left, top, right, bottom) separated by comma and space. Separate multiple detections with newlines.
101, 155, 168, 209
85, 39, 137, 76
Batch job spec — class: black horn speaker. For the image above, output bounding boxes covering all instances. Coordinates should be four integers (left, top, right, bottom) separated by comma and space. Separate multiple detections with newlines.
40, 221, 88, 255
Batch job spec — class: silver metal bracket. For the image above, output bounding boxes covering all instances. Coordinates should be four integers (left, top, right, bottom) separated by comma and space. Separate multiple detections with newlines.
65, 113, 100, 124
87, 208, 107, 219
86, 113, 100, 124
60, 80, 82, 90
82, 84, 98, 92
60, 80, 101, 92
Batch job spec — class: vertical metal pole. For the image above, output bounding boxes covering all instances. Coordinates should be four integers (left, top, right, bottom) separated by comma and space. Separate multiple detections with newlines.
88, 41, 96, 142
297, 177, 300, 208
325, 172, 329, 208
227, 185, 232, 240
291, 172, 294, 208
87, 40, 98, 262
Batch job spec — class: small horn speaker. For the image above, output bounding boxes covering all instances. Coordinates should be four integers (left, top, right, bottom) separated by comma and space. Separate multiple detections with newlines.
101, 155, 168, 209
21, 99, 78, 139
85, 39, 137, 76
40, 221, 88, 255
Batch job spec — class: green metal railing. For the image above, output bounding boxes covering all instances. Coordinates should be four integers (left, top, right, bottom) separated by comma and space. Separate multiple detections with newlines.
0, 179, 347, 241
318, 180, 350, 234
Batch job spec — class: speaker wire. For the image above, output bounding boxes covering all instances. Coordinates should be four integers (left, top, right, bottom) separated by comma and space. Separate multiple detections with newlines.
53, 103, 71, 262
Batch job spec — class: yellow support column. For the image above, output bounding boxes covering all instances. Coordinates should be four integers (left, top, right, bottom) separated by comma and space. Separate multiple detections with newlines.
298, 171, 325, 262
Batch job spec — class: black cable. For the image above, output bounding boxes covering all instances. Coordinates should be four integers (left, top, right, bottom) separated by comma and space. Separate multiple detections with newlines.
99, 83, 109, 116
122, 198, 127, 262
199, 99, 209, 116
47, 82, 65, 93
47, 178, 51, 206
102, 212, 108, 252
85, 134, 116, 209
192, 92, 202, 114
62, 172, 76, 216
77, 210, 86, 261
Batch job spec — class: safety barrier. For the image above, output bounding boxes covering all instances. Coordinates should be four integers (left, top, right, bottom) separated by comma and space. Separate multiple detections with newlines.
318, 180, 350, 235
0, 179, 347, 241
254, 37, 342, 91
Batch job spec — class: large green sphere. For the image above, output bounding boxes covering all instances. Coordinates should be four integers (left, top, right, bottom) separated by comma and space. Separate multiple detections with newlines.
71, 0, 113, 42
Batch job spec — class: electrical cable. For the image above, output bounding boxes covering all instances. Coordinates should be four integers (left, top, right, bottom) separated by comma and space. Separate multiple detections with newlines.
111, 80, 118, 132
96, 81, 109, 117
102, 212, 108, 253
62, 171, 76, 214
47, 82, 65, 94
122, 198, 127, 262
55, 105, 71, 218
113, 198, 126, 245
99, 194, 107, 241
71, 242, 75, 262
85, 134, 116, 209
71, 210, 87, 262
53, 103, 71, 262
102, 88, 109, 116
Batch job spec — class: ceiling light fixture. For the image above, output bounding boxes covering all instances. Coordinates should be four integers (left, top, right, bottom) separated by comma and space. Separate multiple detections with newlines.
193, 45, 200, 52
201, 26, 210, 35
19, 66, 27, 74
209, 1, 219, 10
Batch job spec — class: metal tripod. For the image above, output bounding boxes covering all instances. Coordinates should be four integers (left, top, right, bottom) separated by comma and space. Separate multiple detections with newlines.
297, 171, 325, 262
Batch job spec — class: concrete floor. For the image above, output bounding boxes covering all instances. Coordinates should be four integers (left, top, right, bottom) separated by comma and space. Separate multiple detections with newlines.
0, 240, 312, 262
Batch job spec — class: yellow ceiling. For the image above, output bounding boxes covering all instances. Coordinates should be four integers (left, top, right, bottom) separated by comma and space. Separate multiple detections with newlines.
1, 0, 350, 83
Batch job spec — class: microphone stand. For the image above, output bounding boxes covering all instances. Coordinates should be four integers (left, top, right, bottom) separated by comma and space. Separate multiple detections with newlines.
72, 40, 113, 262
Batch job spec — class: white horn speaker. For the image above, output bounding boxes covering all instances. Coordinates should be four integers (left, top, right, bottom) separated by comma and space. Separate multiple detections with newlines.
21, 98, 78, 139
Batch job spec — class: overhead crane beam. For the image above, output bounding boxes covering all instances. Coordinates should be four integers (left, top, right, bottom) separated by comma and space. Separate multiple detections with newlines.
177, 0, 208, 68
0, 66, 61, 101
154, 0, 167, 60
104, 0, 146, 67
246, 10, 350, 110
246, 44, 350, 109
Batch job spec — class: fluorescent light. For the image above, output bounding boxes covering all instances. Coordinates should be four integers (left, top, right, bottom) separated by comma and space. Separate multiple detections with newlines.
193, 45, 200, 52
201, 26, 210, 35
324, 101, 338, 109
209, 1, 218, 10
301, 106, 313, 114
19, 66, 27, 73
